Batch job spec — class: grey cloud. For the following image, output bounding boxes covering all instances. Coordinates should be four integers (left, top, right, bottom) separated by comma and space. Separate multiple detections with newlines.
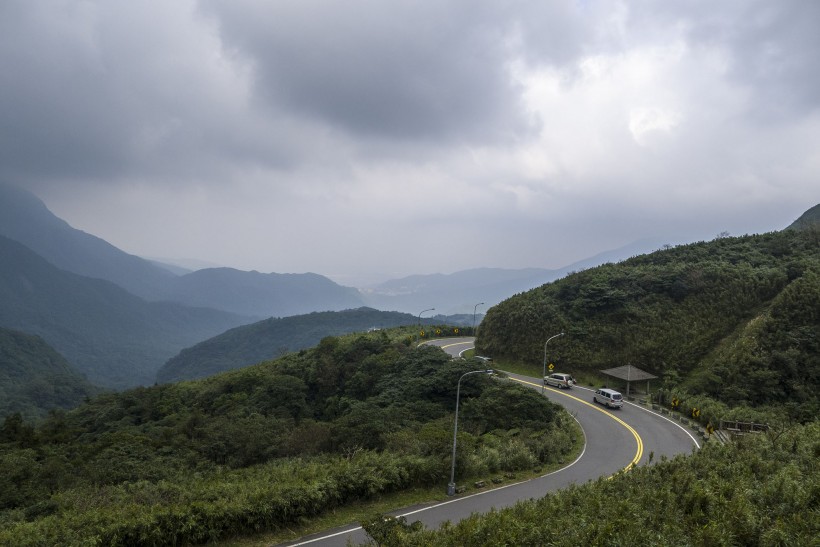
0, 1, 299, 188
627, 0, 820, 119
201, 1, 591, 144
718, 1, 820, 118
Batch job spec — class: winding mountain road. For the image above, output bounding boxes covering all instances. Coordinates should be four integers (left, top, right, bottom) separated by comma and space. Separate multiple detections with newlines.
280, 338, 699, 546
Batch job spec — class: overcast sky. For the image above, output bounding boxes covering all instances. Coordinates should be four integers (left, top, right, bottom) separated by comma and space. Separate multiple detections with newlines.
2, 1, 818, 286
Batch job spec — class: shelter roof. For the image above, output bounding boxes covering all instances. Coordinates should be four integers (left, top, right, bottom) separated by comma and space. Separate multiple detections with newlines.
600, 365, 657, 381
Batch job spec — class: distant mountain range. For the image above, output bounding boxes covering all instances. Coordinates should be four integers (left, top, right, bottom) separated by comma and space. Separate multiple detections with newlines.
158, 268, 362, 318
6, 182, 809, 393
0, 184, 179, 299
0, 234, 250, 388
358, 239, 674, 314
0, 184, 366, 319
0, 183, 681, 321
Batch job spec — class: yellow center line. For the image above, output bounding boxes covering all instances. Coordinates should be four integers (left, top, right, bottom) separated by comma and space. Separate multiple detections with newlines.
509, 376, 643, 473
439, 341, 475, 349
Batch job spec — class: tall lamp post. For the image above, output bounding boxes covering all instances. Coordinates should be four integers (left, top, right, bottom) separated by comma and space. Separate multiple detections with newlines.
418, 308, 435, 326
542, 332, 565, 393
472, 302, 484, 333
448, 369, 493, 496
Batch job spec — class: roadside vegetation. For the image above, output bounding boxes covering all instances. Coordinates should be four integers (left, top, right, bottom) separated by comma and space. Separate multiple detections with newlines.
0, 330, 578, 545
363, 421, 820, 546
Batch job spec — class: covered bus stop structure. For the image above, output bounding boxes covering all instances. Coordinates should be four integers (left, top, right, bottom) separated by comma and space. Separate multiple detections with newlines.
600, 365, 657, 398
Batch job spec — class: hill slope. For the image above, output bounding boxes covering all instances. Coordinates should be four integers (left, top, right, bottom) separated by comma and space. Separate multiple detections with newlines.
157, 307, 442, 383
159, 267, 365, 318
785, 202, 820, 231
477, 226, 819, 417
0, 183, 176, 300
0, 235, 251, 388
0, 327, 99, 421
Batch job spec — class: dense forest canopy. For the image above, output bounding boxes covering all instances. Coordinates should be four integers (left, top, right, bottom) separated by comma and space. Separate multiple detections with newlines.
477, 229, 819, 421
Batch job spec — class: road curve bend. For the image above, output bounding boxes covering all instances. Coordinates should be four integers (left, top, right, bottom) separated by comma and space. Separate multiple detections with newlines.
281, 339, 699, 546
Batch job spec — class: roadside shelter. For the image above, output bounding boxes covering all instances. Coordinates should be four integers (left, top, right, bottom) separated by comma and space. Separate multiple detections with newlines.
600, 365, 657, 397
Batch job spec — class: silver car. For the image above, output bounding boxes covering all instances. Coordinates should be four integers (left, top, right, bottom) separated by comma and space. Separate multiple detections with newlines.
544, 373, 575, 389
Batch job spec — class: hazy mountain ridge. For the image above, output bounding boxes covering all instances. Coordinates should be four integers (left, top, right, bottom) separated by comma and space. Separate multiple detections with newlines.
2, 184, 694, 319
157, 307, 446, 383
0, 235, 252, 389
0, 184, 367, 318
158, 268, 365, 319
360, 239, 673, 314
0, 184, 177, 299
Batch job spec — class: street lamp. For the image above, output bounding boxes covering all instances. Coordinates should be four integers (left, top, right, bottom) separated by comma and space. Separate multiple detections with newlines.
542, 332, 565, 393
418, 308, 435, 326
472, 302, 484, 332
448, 368, 493, 496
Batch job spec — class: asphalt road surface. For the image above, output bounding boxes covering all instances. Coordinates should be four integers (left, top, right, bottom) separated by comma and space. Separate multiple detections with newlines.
280, 338, 699, 546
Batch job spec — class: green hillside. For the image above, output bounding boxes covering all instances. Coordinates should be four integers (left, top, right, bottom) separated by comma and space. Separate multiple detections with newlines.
0, 330, 577, 544
0, 328, 99, 422
476, 228, 819, 420
157, 307, 456, 383
785, 202, 820, 231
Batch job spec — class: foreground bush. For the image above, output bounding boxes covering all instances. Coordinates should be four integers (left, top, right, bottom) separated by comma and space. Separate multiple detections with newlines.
364, 421, 820, 546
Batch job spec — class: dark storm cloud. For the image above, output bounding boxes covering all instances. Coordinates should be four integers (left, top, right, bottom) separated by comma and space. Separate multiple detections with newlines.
202, 1, 590, 144
0, 2, 129, 182
0, 1, 298, 188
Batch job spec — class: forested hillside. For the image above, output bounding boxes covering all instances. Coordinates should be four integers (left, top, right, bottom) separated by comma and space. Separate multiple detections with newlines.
0, 328, 99, 422
158, 307, 451, 383
477, 228, 819, 420
0, 330, 577, 544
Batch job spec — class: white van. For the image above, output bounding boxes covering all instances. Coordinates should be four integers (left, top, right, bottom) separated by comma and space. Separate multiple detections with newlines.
593, 388, 623, 409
